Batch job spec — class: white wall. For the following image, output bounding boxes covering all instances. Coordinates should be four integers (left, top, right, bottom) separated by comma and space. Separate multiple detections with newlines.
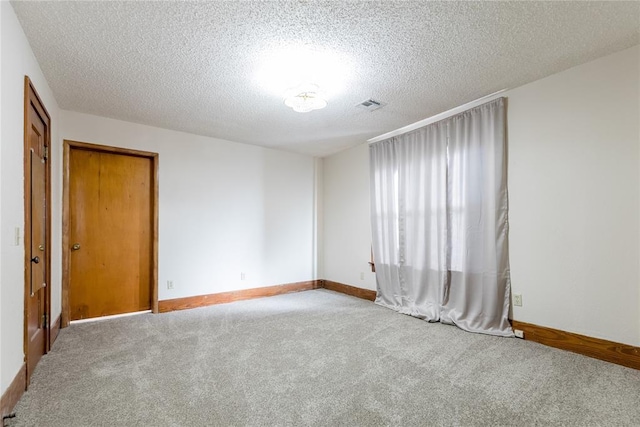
1, 1, 4, 397
508, 45, 639, 346
0, 2, 61, 394
0, 0, 4, 398
313, 157, 324, 280
323, 142, 376, 290
323, 45, 640, 346
60, 111, 316, 301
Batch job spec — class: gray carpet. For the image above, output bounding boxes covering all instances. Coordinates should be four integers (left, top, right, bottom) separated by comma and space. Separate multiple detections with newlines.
7, 289, 640, 426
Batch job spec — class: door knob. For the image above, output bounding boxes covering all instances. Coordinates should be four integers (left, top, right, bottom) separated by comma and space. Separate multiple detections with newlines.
72, 243, 81, 251
31, 256, 40, 264
38, 244, 44, 251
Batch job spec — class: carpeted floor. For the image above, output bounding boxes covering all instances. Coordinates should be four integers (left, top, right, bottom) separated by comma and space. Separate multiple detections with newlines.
7, 289, 640, 426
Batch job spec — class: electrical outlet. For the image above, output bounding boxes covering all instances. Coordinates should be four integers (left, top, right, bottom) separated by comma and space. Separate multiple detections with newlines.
360, 272, 364, 280
240, 272, 246, 281
513, 294, 522, 307
167, 280, 174, 290
514, 329, 524, 339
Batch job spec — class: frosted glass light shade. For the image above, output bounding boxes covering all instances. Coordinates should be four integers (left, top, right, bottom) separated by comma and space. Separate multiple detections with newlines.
284, 84, 327, 113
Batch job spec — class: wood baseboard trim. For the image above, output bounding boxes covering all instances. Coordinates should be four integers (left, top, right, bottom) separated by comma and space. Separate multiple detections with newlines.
50, 314, 62, 348
321, 280, 377, 301
158, 280, 322, 313
1, 363, 26, 419
511, 320, 640, 370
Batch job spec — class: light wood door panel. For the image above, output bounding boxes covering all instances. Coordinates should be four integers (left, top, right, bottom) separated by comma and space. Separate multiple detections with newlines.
24, 76, 51, 387
26, 105, 48, 379
69, 148, 152, 320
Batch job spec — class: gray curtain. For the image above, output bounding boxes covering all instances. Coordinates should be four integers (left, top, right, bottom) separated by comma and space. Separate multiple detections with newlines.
370, 98, 513, 337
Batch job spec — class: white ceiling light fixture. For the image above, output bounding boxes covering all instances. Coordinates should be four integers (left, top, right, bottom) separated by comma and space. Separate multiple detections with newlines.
255, 45, 352, 99
284, 83, 327, 113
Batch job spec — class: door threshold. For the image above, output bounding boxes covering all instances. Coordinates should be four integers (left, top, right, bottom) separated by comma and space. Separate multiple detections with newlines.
70, 310, 152, 324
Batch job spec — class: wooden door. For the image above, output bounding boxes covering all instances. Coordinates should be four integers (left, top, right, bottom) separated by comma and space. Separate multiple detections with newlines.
68, 147, 153, 320
24, 77, 51, 383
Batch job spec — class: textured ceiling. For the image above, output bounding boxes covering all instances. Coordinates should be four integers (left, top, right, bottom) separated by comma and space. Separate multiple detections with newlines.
11, 1, 640, 157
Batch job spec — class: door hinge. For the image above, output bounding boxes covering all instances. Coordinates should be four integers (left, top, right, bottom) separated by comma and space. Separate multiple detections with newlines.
42, 313, 48, 329
43, 146, 49, 160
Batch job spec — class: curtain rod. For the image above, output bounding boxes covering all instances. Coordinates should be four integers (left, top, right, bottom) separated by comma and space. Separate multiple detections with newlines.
367, 89, 507, 144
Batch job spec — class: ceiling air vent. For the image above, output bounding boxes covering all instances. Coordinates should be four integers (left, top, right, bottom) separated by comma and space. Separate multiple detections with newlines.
356, 98, 384, 111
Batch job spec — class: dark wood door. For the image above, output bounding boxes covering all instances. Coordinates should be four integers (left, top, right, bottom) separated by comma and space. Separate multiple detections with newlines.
25, 80, 50, 383
69, 148, 153, 320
